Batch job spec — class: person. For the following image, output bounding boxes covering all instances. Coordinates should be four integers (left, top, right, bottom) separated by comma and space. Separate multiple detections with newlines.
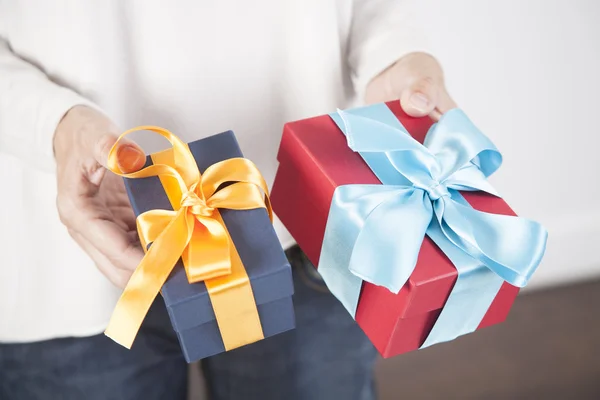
0, 2, 456, 399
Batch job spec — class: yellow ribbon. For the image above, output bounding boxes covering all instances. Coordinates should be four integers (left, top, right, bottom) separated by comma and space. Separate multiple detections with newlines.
104, 126, 270, 350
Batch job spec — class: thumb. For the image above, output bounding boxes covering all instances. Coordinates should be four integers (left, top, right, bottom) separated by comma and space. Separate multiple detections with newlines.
400, 77, 439, 118
56, 106, 147, 185
93, 132, 146, 174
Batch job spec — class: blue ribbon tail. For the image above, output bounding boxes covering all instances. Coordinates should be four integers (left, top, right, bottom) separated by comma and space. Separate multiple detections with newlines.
421, 219, 505, 348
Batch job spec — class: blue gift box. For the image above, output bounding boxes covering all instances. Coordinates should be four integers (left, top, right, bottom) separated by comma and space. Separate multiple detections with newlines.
123, 130, 295, 362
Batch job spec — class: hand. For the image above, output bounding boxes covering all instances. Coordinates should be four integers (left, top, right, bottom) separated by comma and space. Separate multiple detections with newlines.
365, 52, 457, 120
54, 106, 147, 288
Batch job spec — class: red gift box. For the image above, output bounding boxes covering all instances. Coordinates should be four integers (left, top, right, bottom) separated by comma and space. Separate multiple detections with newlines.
271, 101, 520, 358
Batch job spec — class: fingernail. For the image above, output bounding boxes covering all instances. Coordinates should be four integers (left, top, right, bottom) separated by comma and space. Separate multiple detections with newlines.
116, 145, 145, 173
409, 93, 430, 112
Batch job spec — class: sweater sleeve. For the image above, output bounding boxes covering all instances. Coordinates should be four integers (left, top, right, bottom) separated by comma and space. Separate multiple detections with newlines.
0, 37, 99, 172
348, 0, 433, 101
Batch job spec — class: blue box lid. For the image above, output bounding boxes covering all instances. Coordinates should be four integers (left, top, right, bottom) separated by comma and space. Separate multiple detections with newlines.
123, 130, 293, 332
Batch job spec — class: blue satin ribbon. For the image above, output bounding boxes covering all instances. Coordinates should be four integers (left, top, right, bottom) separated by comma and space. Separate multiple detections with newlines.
318, 103, 547, 348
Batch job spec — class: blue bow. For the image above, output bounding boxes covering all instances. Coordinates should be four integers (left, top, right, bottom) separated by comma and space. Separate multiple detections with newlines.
318, 104, 547, 347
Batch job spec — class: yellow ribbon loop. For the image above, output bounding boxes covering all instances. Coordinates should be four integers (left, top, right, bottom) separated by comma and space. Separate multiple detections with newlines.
104, 126, 269, 350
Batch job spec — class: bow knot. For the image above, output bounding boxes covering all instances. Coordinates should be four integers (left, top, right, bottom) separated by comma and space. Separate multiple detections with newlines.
181, 190, 214, 217
425, 181, 450, 201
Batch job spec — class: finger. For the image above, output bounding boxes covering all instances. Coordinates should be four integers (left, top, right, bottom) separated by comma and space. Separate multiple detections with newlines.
62, 107, 146, 184
110, 205, 139, 231
389, 53, 443, 117
436, 88, 458, 114
429, 109, 443, 122
93, 132, 147, 174
75, 205, 144, 272
428, 90, 458, 122
400, 76, 440, 118
88, 218, 144, 272
57, 170, 143, 273
388, 53, 457, 118
69, 230, 132, 289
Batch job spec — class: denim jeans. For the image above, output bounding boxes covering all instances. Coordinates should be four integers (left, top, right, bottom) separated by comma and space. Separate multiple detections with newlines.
0, 247, 378, 400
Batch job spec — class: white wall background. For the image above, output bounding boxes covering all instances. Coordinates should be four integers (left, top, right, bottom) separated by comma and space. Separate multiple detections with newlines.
415, 0, 600, 290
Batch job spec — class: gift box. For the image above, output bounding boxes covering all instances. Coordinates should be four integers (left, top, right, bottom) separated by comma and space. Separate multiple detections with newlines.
271, 101, 546, 357
110, 129, 295, 362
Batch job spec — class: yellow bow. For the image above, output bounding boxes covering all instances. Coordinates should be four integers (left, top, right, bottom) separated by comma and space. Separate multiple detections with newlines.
104, 126, 270, 350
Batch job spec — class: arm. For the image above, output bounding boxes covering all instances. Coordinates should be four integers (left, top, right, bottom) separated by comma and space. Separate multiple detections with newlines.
0, 38, 97, 171
0, 33, 145, 287
348, 0, 456, 117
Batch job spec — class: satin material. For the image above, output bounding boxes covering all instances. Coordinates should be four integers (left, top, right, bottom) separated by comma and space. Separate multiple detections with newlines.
319, 104, 547, 347
104, 126, 270, 350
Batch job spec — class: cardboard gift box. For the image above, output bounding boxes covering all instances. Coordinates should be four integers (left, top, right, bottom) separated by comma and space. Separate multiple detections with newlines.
123, 130, 295, 362
270, 101, 523, 358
